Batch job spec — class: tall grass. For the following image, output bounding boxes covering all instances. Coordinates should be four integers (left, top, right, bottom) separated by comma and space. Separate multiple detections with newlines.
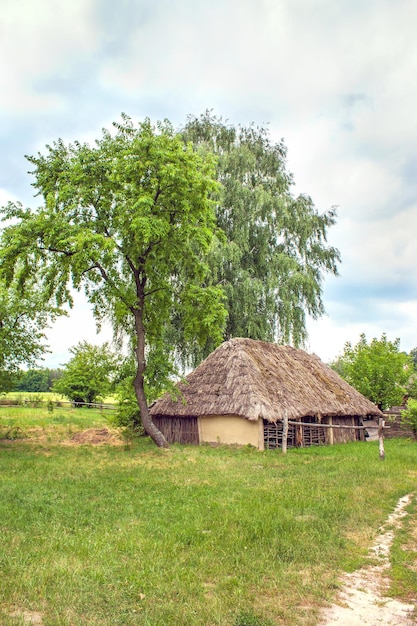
0, 408, 416, 625
389, 488, 417, 602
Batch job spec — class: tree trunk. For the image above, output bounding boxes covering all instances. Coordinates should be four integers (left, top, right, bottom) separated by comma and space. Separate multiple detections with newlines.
133, 370, 169, 448
133, 307, 169, 449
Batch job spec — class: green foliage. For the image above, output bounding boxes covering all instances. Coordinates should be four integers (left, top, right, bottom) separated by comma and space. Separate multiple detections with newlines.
112, 350, 183, 431
0, 114, 226, 446
401, 399, 417, 436
112, 357, 142, 429
409, 347, 417, 370
331, 333, 411, 410
180, 112, 340, 362
0, 276, 61, 393
53, 341, 116, 404
0, 370, 20, 396
407, 379, 417, 400
407, 348, 417, 398
14, 367, 62, 392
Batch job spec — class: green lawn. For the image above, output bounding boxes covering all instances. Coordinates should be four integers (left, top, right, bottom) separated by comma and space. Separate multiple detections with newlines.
0, 408, 416, 625
0, 404, 113, 444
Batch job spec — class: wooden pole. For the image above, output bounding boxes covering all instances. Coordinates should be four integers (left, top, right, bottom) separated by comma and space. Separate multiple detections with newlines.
282, 411, 288, 454
328, 416, 334, 445
295, 421, 303, 448
378, 417, 385, 460
287, 420, 368, 430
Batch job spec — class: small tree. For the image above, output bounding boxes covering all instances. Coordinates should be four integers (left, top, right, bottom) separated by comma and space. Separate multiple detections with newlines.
53, 341, 116, 405
0, 115, 226, 446
0, 275, 61, 393
331, 333, 411, 410
401, 399, 417, 437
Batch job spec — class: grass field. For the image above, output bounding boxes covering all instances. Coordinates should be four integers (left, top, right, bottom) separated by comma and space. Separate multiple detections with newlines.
1, 392, 66, 403
0, 402, 115, 444
0, 406, 416, 625
1, 391, 116, 406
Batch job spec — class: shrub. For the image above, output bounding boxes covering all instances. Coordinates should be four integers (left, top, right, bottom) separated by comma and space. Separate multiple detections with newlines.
401, 399, 417, 436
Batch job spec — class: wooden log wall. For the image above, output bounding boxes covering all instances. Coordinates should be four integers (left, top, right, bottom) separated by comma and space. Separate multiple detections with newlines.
152, 416, 199, 444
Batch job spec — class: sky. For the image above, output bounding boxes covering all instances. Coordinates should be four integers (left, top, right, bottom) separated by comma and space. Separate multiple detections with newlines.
1, 0, 416, 367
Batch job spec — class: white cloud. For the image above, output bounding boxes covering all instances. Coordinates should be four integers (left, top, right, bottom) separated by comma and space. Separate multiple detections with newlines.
0, 188, 16, 206
1, 0, 417, 367
42, 293, 113, 369
307, 296, 417, 364
0, 0, 97, 112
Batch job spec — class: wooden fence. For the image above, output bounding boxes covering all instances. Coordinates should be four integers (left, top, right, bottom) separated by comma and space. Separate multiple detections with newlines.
280, 414, 386, 460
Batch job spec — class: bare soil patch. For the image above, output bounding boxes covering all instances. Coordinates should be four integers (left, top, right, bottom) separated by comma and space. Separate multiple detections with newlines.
8, 608, 43, 624
67, 427, 123, 446
319, 494, 416, 625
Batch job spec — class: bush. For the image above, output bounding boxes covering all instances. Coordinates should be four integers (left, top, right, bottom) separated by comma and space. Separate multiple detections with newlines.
53, 341, 116, 405
112, 399, 143, 434
401, 399, 417, 436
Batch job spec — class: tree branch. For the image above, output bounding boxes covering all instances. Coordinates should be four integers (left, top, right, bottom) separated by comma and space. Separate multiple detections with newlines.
39, 246, 76, 257
86, 261, 133, 311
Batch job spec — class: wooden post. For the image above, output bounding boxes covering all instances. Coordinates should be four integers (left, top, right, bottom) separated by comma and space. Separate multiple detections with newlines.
378, 417, 385, 460
328, 416, 334, 445
282, 411, 288, 454
295, 421, 303, 448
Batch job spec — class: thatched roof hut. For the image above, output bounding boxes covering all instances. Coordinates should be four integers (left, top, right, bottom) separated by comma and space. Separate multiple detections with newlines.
150, 338, 382, 449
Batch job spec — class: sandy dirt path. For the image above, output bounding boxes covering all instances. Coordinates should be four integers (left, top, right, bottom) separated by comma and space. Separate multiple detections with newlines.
319, 494, 416, 625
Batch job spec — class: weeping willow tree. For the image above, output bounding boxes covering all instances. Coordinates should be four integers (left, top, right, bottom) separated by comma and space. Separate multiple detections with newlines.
176, 112, 340, 365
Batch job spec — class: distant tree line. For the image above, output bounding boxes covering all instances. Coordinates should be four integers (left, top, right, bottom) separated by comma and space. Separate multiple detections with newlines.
11, 368, 63, 393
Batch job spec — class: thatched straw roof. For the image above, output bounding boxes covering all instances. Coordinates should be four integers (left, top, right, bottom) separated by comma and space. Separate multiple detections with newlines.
150, 338, 382, 422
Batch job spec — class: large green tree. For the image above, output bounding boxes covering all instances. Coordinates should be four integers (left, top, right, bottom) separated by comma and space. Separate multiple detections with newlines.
330, 333, 411, 410
0, 276, 60, 392
0, 115, 227, 446
180, 112, 340, 361
53, 341, 116, 404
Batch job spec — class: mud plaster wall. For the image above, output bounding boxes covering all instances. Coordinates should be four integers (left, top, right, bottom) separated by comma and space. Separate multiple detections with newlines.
199, 415, 263, 448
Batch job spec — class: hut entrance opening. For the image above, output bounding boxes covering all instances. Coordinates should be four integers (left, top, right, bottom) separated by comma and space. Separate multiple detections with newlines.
152, 416, 199, 445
